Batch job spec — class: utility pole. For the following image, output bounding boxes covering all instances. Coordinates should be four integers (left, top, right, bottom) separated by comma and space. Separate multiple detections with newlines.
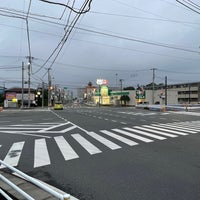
151, 68, 157, 104
21, 62, 24, 109
116, 73, 118, 89
119, 79, 124, 106
26, 56, 33, 108
42, 81, 44, 109
28, 62, 31, 108
165, 76, 167, 105
48, 68, 51, 107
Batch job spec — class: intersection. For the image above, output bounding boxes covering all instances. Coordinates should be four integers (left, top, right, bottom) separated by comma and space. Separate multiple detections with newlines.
0, 107, 200, 200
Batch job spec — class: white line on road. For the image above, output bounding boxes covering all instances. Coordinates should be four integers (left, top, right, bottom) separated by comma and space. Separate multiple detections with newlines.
0, 127, 40, 129
143, 125, 188, 136
0, 131, 51, 138
153, 124, 197, 134
72, 134, 102, 155
34, 139, 50, 168
86, 132, 121, 150
112, 129, 153, 143
54, 136, 79, 161
124, 127, 167, 140
61, 125, 77, 133
1, 141, 25, 168
100, 130, 138, 146
38, 122, 70, 132
134, 126, 177, 138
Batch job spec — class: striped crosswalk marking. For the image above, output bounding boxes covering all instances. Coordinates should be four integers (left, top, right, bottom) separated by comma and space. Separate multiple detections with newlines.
100, 130, 138, 146
143, 125, 188, 136
168, 123, 200, 131
154, 124, 197, 134
124, 127, 167, 140
72, 134, 102, 155
151, 124, 193, 134
134, 126, 177, 138
86, 132, 121, 150
1, 141, 25, 168
34, 139, 50, 168
112, 129, 153, 143
54, 136, 79, 161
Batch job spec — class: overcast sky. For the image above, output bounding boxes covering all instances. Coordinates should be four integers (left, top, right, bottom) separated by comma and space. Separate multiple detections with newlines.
0, 0, 200, 92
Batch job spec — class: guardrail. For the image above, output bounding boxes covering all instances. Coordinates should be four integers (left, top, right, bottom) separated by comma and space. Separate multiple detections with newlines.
0, 159, 71, 200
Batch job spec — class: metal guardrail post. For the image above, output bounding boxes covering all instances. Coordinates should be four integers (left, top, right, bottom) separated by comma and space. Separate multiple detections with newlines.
0, 174, 34, 200
0, 188, 14, 200
0, 160, 71, 200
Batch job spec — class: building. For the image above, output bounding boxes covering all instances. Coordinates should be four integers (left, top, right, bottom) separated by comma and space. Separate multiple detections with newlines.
79, 81, 200, 106
4, 87, 36, 108
167, 82, 200, 104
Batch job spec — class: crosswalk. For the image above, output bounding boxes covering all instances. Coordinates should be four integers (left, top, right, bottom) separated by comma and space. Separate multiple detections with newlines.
1, 120, 200, 169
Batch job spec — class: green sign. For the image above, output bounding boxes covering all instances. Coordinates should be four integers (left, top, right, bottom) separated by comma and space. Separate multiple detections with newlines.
136, 90, 146, 99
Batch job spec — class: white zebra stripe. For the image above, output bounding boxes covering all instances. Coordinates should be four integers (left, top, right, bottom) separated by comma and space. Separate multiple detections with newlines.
54, 136, 79, 161
124, 127, 167, 139
86, 132, 121, 150
112, 129, 153, 143
143, 125, 188, 136
1, 141, 25, 168
155, 124, 197, 133
100, 130, 138, 146
72, 134, 102, 155
135, 126, 177, 138
34, 139, 50, 168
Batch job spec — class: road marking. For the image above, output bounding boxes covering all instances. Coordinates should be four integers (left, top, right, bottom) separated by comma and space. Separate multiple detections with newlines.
1, 141, 25, 168
134, 126, 177, 138
86, 132, 121, 150
100, 130, 138, 146
0, 131, 51, 138
124, 127, 167, 140
38, 122, 70, 132
61, 125, 77, 133
0, 127, 40, 130
143, 125, 188, 136
154, 124, 197, 134
113, 129, 153, 143
34, 139, 50, 168
72, 134, 102, 155
11, 124, 51, 127
54, 136, 79, 161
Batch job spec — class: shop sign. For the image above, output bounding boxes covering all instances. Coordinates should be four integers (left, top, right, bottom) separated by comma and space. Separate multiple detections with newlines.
96, 79, 108, 86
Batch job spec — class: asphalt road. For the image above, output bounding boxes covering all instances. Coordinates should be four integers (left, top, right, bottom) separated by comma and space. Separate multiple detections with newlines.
0, 107, 200, 200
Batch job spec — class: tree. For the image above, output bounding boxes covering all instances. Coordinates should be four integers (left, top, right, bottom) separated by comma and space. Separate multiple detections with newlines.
120, 95, 130, 106
124, 86, 135, 90
0, 94, 4, 106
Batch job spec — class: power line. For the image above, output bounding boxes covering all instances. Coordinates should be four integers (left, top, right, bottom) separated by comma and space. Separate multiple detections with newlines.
75, 26, 200, 54
176, 0, 200, 14
37, 0, 93, 76
39, 0, 93, 14
89, 10, 200, 26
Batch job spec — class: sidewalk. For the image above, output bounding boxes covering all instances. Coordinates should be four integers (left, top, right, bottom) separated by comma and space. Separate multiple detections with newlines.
0, 170, 78, 200
136, 104, 200, 112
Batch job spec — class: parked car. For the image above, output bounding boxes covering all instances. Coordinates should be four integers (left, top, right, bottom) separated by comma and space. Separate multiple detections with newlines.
22, 100, 37, 107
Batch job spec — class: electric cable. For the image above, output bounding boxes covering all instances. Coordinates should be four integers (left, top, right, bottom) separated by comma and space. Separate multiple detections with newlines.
39, 0, 93, 14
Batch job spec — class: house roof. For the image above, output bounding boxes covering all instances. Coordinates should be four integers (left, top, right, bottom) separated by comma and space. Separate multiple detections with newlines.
5, 87, 36, 93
